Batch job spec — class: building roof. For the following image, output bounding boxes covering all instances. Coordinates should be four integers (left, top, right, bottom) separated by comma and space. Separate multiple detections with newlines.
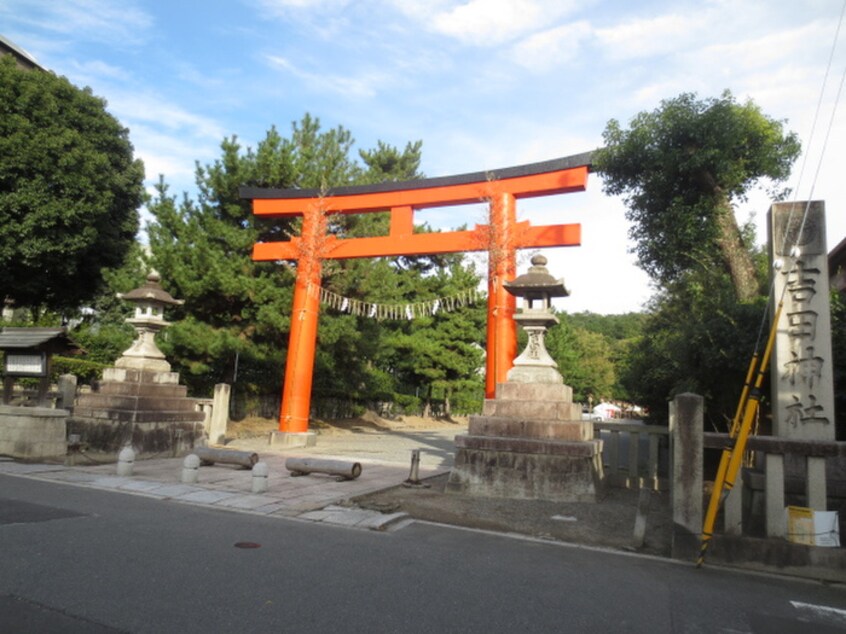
0, 328, 81, 353
0, 35, 45, 71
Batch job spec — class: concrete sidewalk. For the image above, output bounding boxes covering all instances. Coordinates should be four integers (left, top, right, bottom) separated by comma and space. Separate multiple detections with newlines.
0, 426, 463, 532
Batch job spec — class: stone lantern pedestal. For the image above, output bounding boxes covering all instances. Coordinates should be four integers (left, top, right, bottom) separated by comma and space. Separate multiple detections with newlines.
68, 274, 206, 460
447, 256, 602, 502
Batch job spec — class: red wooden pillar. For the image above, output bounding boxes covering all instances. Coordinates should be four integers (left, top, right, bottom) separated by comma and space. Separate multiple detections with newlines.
485, 192, 517, 398
278, 209, 323, 433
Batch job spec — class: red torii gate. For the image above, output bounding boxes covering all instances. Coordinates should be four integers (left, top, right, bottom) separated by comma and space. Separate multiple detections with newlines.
242, 152, 591, 444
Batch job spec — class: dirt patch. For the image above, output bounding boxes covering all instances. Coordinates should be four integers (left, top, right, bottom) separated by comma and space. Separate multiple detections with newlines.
228, 411, 674, 556
352, 473, 674, 557
228, 411, 467, 439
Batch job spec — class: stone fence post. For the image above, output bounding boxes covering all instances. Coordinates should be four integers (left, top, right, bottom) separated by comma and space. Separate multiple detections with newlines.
209, 383, 231, 445
56, 374, 77, 411
670, 393, 704, 560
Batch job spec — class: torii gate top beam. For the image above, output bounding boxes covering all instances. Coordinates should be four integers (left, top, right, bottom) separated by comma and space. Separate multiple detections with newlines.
244, 152, 592, 261
241, 152, 593, 216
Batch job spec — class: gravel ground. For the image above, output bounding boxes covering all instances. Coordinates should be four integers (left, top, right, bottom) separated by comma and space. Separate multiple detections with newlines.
352, 473, 674, 556
228, 414, 674, 556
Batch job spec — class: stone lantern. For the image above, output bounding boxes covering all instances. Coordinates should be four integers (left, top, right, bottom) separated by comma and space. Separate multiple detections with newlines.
115, 273, 183, 373
447, 253, 601, 502
503, 254, 568, 384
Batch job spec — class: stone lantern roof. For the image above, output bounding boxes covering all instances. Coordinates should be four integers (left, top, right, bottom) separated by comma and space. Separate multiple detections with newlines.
504, 255, 569, 299
118, 273, 183, 306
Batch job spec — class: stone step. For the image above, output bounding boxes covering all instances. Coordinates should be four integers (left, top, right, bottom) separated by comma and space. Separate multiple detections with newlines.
75, 394, 198, 412
101, 368, 180, 385
482, 399, 582, 421
468, 415, 593, 441
71, 408, 206, 424
92, 382, 189, 398
455, 433, 600, 457
494, 382, 573, 402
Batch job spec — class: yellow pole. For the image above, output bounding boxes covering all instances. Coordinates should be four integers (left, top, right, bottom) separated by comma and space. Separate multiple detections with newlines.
696, 301, 783, 567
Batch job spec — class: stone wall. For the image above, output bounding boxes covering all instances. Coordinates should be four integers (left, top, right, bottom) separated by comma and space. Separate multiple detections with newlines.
0, 405, 67, 461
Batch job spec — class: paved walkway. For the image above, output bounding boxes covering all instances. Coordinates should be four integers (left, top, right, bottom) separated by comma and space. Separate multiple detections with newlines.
0, 426, 463, 532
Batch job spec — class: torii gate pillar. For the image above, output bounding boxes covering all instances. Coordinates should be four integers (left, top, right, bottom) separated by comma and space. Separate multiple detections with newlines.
486, 192, 518, 397
243, 153, 592, 445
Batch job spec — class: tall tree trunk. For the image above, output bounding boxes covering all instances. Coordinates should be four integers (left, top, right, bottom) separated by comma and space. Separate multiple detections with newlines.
713, 198, 759, 302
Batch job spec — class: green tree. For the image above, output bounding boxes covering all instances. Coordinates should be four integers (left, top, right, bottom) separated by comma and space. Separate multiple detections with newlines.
147, 116, 433, 405
594, 91, 800, 301
380, 259, 486, 416
620, 267, 766, 426
0, 56, 145, 314
546, 317, 616, 404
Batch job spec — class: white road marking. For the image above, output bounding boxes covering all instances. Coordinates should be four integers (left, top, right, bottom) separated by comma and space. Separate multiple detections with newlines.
791, 600, 846, 623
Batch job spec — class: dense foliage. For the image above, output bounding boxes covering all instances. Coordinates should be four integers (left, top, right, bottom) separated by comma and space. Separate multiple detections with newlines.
0, 56, 145, 314
145, 116, 486, 417
594, 91, 800, 302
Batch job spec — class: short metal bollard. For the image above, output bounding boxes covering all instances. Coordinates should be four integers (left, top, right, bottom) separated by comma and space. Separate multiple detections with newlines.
252, 461, 269, 493
181, 453, 201, 484
402, 449, 429, 488
116, 446, 135, 477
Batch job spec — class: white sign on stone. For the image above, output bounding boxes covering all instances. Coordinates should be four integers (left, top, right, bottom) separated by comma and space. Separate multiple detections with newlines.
769, 201, 835, 441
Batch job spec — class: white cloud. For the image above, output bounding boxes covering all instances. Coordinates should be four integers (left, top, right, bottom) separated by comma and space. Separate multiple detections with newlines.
391, 0, 582, 47
1, 0, 153, 46
595, 13, 704, 61
266, 54, 387, 98
510, 20, 592, 71
67, 59, 126, 80
105, 92, 226, 140
254, 0, 352, 14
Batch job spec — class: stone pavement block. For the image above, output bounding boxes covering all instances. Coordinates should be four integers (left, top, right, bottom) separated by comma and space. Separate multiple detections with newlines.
215, 494, 282, 510
176, 490, 241, 505
318, 507, 379, 527
40, 471, 99, 484
152, 483, 205, 498
356, 511, 409, 531
90, 476, 134, 489
287, 500, 329, 513
298, 509, 333, 521
118, 480, 172, 493
0, 463, 69, 475
249, 501, 296, 515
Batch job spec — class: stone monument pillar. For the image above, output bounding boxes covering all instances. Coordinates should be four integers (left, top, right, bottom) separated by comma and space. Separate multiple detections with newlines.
768, 201, 835, 510
446, 255, 602, 501
69, 274, 206, 460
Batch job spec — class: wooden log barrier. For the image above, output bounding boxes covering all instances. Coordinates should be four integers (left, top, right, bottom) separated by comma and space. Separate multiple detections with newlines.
285, 457, 362, 481
193, 447, 259, 469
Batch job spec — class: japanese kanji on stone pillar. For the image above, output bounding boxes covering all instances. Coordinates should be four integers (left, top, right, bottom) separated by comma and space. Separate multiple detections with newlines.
241, 153, 592, 447
769, 200, 835, 512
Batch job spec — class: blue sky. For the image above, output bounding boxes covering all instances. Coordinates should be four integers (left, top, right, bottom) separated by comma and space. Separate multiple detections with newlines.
3, 0, 845, 314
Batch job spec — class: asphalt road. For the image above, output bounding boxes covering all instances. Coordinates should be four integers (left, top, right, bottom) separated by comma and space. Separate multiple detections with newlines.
2, 474, 846, 633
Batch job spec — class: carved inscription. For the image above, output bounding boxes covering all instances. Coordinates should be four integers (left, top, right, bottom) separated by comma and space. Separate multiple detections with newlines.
769, 201, 834, 440
780, 259, 830, 427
